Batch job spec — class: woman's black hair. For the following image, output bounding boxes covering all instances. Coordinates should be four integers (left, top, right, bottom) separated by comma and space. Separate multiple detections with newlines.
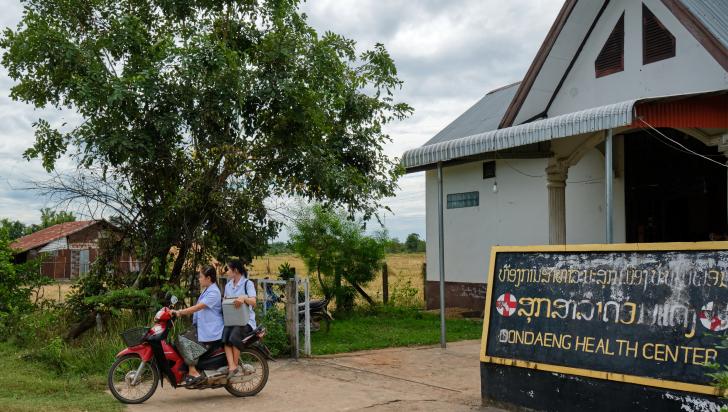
200, 265, 217, 283
227, 259, 248, 278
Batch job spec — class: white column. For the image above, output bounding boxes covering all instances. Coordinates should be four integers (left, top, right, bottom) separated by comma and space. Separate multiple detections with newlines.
605, 129, 614, 243
546, 163, 568, 245
437, 162, 446, 349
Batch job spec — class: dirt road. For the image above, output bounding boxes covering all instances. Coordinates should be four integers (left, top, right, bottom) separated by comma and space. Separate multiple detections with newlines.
126, 340, 502, 411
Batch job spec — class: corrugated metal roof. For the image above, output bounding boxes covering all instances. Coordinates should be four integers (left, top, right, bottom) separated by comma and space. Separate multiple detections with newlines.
680, 0, 728, 49
424, 82, 520, 146
403, 99, 637, 170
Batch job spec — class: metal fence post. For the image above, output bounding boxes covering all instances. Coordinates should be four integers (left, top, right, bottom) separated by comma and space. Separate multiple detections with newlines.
293, 275, 299, 359
304, 278, 311, 356
262, 279, 268, 317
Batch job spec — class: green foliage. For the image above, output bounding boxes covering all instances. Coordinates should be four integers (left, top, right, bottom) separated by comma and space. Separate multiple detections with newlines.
0, 218, 27, 240
404, 233, 426, 253
83, 287, 159, 315
0, 228, 51, 328
2, 0, 412, 300
388, 278, 421, 309
37, 208, 75, 230
278, 262, 296, 281
1, 208, 76, 241
267, 241, 293, 255
290, 204, 386, 310
384, 237, 404, 253
707, 333, 728, 403
257, 306, 289, 357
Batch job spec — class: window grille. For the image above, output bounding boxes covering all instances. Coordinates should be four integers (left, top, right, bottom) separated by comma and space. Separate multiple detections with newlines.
447, 191, 479, 209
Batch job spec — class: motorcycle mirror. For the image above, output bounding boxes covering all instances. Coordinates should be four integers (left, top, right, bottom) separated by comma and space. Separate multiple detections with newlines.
170, 295, 178, 305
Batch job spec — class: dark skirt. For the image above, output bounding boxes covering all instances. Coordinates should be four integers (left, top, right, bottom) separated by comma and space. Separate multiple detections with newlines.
221, 325, 253, 350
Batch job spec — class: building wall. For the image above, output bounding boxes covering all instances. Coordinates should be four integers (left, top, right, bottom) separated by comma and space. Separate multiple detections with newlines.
425, 145, 626, 307
548, 0, 728, 117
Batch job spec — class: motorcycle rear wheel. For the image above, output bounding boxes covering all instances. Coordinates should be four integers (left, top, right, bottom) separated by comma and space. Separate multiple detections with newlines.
108, 354, 159, 404
225, 348, 269, 397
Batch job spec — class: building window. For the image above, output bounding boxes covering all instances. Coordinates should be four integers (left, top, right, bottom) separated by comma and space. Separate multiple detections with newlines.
483, 161, 496, 179
447, 191, 479, 209
595, 13, 624, 78
643, 4, 675, 65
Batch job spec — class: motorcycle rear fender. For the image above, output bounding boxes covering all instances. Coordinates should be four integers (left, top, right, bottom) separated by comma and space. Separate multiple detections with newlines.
116, 344, 154, 362
253, 342, 275, 361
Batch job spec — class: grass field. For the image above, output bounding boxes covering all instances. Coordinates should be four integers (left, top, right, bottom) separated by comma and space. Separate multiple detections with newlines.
311, 309, 483, 355
250, 252, 426, 302
0, 343, 122, 412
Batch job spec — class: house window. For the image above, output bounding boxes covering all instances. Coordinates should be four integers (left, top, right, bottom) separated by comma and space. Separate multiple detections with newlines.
595, 13, 624, 78
483, 161, 496, 179
447, 191, 479, 209
643, 4, 675, 64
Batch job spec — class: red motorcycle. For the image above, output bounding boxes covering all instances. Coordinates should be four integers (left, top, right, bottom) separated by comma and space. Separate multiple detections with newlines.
107, 296, 272, 404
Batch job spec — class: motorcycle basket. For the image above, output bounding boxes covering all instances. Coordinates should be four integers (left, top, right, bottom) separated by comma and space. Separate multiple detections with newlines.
120, 327, 148, 347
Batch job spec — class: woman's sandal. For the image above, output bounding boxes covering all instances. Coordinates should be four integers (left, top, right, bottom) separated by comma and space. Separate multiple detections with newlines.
227, 366, 241, 379
184, 375, 203, 386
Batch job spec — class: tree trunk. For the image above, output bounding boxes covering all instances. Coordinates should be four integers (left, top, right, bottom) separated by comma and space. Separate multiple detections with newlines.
169, 242, 190, 286
65, 311, 98, 341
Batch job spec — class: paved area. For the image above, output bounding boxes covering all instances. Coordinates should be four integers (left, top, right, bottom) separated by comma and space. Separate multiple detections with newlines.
127, 340, 504, 411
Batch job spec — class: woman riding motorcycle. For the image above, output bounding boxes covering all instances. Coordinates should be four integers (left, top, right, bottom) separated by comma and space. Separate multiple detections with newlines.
222, 259, 257, 379
172, 265, 224, 385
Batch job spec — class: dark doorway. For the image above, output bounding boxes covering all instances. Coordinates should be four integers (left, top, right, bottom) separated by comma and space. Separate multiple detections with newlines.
625, 129, 727, 242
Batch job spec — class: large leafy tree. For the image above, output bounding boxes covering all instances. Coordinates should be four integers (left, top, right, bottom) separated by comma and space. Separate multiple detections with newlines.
2, 0, 410, 289
291, 204, 386, 310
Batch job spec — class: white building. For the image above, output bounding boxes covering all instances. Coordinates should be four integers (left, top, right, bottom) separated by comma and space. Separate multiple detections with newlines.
402, 0, 728, 310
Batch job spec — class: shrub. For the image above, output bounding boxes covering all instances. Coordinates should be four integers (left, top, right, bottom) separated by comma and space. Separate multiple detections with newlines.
257, 307, 289, 357
0, 228, 51, 329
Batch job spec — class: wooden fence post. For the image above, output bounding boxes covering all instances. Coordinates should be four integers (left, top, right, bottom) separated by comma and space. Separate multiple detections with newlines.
422, 262, 427, 309
285, 279, 297, 357
382, 263, 389, 304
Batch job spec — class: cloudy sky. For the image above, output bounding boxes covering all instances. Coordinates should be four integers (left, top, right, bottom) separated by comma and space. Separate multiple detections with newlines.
0, 0, 562, 241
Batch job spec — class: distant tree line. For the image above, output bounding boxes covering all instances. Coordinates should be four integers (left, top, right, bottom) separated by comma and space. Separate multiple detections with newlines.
264, 232, 425, 256
384, 233, 426, 254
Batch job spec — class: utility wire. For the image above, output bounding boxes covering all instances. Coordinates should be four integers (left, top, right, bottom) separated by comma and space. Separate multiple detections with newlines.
638, 119, 728, 169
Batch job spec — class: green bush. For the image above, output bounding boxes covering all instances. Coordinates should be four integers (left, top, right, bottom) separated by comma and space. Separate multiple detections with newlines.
257, 306, 289, 357
0, 227, 51, 329
388, 278, 421, 309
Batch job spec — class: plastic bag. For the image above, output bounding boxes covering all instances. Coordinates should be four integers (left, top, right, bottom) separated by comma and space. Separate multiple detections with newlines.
176, 328, 207, 366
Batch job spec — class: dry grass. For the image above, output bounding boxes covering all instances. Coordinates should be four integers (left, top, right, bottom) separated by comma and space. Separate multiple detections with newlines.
38, 282, 75, 303
250, 253, 426, 301
40, 253, 428, 303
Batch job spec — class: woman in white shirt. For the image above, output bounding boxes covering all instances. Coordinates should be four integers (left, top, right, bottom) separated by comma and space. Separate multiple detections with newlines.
221, 259, 257, 378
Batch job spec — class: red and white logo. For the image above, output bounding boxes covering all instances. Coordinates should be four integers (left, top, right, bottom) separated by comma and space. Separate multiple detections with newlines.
495, 293, 517, 317
699, 302, 728, 332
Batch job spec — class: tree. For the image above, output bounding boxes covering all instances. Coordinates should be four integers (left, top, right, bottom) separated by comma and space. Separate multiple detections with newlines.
0, 219, 27, 240
291, 205, 386, 310
0, 228, 50, 327
38, 208, 75, 229
384, 237, 403, 254
2, 0, 411, 333
405, 233, 425, 253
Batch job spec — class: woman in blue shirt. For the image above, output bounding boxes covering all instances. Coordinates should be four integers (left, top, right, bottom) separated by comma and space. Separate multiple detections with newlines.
172, 265, 224, 384
222, 259, 257, 378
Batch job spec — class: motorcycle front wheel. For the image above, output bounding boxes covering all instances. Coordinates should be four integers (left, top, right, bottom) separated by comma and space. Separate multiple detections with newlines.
108, 354, 159, 404
225, 348, 269, 397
